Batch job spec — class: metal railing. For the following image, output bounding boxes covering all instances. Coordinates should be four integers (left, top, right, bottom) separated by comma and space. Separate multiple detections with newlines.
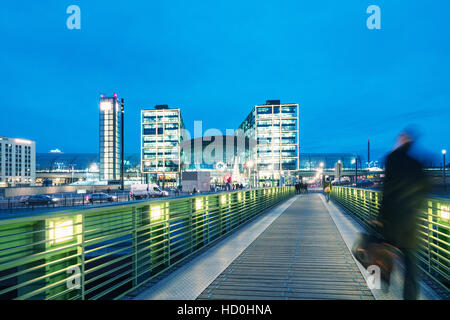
0, 186, 294, 300
0, 192, 131, 212
331, 186, 449, 292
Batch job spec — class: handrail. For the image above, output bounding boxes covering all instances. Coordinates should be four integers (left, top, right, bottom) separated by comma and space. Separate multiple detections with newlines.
0, 187, 294, 300
331, 186, 449, 293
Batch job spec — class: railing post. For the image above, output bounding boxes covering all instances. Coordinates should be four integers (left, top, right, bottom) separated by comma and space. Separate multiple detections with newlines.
132, 206, 138, 288
80, 213, 86, 300
165, 202, 171, 268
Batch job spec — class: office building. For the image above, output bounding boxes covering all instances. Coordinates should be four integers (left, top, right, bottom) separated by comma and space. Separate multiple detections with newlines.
238, 100, 299, 186
141, 105, 185, 187
99, 93, 123, 182
0, 136, 36, 187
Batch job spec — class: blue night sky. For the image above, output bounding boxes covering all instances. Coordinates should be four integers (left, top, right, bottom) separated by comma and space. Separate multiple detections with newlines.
1, 1, 449, 164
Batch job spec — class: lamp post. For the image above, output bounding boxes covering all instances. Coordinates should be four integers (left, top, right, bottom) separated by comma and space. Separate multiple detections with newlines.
443, 149, 447, 193
120, 98, 125, 191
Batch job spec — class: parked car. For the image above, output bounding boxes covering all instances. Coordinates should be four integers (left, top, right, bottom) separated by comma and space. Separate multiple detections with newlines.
19, 196, 30, 204
356, 179, 375, 187
25, 195, 59, 205
167, 186, 177, 193
129, 183, 168, 199
85, 193, 117, 203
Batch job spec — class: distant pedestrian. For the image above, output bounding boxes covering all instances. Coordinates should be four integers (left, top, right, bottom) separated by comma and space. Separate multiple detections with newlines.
323, 179, 332, 202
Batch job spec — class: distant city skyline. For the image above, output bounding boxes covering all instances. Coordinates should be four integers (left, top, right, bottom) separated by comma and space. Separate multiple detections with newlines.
1, 1, 449, 164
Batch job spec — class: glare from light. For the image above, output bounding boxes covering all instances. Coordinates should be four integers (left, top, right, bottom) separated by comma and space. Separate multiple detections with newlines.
246, 160, 255, 168
443, 149, 447, 155
238, 193, 242, 201
221, 195, 227, 204
49, 219, 74, 244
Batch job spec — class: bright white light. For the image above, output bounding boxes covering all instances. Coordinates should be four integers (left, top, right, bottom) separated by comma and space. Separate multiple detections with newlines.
319, 162, 324, 168
151, 206, 162, 220
443, 149, 447, 155
100, 101, 113, 111
221, 195, 227, 204
246, 160, 255, 168
196, 199, 203, 210
89, 163, 98, 172
49, 219, 74, 244
441, 206, 449, 220
14, 139, 32, 145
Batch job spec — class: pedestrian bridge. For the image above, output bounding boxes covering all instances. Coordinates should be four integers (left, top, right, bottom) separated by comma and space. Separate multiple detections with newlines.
0, 187, 448, 300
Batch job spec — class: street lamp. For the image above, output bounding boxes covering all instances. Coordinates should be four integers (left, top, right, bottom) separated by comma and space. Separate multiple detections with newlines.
443, 149, 447, 193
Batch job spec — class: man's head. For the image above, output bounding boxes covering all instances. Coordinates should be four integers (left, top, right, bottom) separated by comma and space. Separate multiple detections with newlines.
394, 125, 421, 151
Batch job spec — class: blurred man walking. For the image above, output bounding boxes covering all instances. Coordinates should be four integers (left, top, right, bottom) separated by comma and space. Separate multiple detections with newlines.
379, 128, 429, 300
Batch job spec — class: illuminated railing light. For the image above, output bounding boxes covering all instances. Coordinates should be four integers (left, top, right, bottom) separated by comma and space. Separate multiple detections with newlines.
196, 199, 203, 210
440, 206, 449, 220
49, 219, 74, 244
238, 193, 242, 201
151, 206, 162, 220
221, 195, 227, 204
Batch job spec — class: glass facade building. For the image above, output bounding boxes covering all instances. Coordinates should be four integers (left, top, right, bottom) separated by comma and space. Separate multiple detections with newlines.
141, 105, 185, 187
238, 100, 299, 186
99, 94, 123, 181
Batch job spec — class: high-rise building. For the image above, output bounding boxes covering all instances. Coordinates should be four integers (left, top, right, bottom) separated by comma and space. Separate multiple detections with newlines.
141, 105, 185, 187
99, 93, 123, 182
238, 100, 299, 186
0, 136, 36, 187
